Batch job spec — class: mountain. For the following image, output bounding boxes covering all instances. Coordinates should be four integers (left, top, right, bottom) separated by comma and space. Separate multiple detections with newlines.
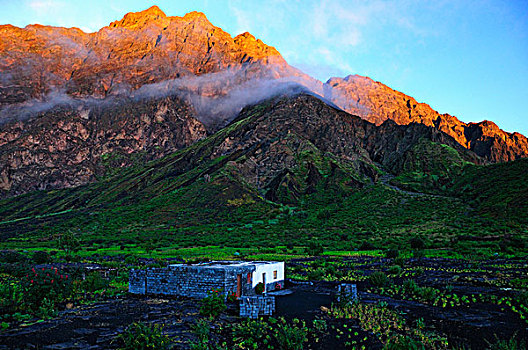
0, 6, 293, 105
0, 95, 206, 198
1, 93, 525, 251
324, 75, 528, 162
0, 6, 526, 200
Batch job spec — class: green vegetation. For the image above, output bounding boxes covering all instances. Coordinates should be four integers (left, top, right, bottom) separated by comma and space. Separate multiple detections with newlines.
329, 300, 448, 349
115, 322, 172, 350
191, 317, 314, 350
0, 98, 527, 260
199, 289, 226, 318
391, 139, 471, 194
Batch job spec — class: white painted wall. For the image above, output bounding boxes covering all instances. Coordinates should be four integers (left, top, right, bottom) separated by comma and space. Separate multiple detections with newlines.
252, 262, 285, 290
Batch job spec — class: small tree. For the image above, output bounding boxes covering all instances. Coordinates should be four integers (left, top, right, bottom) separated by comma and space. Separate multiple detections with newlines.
409, 237, 426, 250
58, 229, 80, 256
21, 267, 72, 314
306, 241, 323, 256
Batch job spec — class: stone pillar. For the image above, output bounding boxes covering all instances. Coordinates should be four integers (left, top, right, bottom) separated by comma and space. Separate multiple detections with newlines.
239, 296, 275, 318
129, 269, 147, 294
337, 283, 357, 303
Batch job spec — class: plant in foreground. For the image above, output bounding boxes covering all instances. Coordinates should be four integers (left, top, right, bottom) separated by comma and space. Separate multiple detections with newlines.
200, 289, 226, 318
115, 321, 172, 350
21, 267, 72, 313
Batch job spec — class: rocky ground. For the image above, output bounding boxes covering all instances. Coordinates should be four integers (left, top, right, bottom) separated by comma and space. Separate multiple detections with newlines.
1, 257, 526, 349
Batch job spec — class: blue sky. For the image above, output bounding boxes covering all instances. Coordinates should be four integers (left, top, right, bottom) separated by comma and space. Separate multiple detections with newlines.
1, 0, 527, 135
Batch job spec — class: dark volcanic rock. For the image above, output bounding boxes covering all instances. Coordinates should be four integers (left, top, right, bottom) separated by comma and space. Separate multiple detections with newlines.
0, 95, 206, 198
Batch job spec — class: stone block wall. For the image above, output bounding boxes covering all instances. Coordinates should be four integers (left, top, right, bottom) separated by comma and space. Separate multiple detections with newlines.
239, 296, 275, 318
129, 264, 255, 298
129, 269, 146, 294
337, 283, 358, 303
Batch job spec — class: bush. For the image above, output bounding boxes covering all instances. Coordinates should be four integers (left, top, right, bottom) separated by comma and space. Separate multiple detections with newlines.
32, 251, 51, 264
124, 255, 138, 265
410, 237, 426, 249
307, 268, 325, 281
384, 334, 425, 350
412, 250, 425, 259
275, 317, 308, 350
385, 249, 400, 259
230, 317, 309, 350
370, 271, 389, 287
21, 267, 72, 312
199, 289, 226, 318
231, 318, 270, 349
115, 322, 172, 350
255, 282, 265, 295
387, 265, 402, 275
394, 256, 406, 267
0, 281, 23, 315
82, 272, 109, 292
486, 333, 526, 350
0, 251, 26, 264
306, 241, 324, 256
359, 241, 376, 250
189, 319, 211, 350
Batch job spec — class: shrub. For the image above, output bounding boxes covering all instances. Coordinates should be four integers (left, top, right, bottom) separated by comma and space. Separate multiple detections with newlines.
394, 256, 406, 267
0, 251, 26, 264
115, 322, 172, 350
370, 271, 389, 287
82, 272, 109, 292
385, 249, 400, 259
255, 282, 265, 295
387, 265, 402, 275
0, 281, 23, 315
359, 241, 376, 250
307, 268, 325, 281
32, 251, 51, 264
275, 317, 308, 350
124, 255, 138, 265
226, 291, 237, 303
231, 318, 270, 348
189, 319, 211, 350
37, 297, 57, 319
21, 267, 72, 312
412, 250, 425, 259
409, 237, 426, 249
306, 241, 324, 256
384, 334, 425, 350
486, 333, 526, 350
199, 289, 226, 318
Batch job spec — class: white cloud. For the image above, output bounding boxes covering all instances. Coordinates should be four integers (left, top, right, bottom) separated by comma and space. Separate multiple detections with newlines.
28, 0, 65, 12
230, 6, 253, 35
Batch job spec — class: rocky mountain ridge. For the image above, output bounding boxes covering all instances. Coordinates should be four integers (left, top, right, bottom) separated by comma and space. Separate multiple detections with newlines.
324, 75, 528, 162
0, 5, 527, 199
0, 5, 293, 106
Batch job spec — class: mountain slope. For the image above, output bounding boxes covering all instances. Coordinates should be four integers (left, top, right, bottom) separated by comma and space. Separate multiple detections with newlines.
0, 6, 526, 201
0, 95, 206, 198
0, 94, 525, 254
324, 75, 528, 162
0, 93, 481, 219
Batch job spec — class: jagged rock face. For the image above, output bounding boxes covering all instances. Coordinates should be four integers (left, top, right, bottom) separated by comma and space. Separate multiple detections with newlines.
0, 5, 525, 200
197, 94, 482, 198
0, 6, 290, 105
324, 75, 528, 162
0, 95, 206, 197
